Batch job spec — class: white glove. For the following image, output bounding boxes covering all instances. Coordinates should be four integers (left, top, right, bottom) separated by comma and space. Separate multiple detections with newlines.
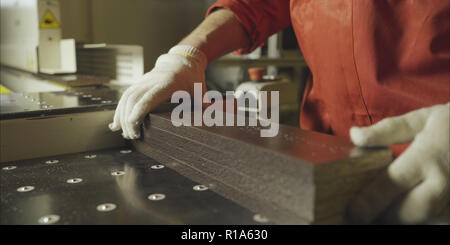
347, 103, 450, 224
109, 45, 207, 139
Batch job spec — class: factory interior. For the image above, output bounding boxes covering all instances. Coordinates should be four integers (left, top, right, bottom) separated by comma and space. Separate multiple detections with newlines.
0, 0, 449, 229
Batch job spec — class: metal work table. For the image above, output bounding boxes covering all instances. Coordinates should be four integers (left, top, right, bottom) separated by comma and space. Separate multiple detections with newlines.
0, 85, 394, 225
1, 148, 265, 225
0, 85, 270, 225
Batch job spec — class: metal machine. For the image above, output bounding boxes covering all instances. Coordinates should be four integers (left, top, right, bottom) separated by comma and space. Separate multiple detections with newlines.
0, 0, 416, 225
0, 86, 392, 224
0, 0, 76, 74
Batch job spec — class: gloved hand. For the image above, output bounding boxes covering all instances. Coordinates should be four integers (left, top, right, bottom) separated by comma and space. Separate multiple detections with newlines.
109, 45, 207, 139
347, 102, 450, 224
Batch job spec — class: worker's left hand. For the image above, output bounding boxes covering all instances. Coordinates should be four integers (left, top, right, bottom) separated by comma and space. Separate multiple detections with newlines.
347, 102, 449, 224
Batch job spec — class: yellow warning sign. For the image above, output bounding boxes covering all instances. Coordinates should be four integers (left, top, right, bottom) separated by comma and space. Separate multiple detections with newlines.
0, 85, 12, 94
40, 10, 60, 29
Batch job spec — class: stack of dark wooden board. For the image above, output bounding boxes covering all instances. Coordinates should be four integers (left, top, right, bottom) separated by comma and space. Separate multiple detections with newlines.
133, 112, 392, 224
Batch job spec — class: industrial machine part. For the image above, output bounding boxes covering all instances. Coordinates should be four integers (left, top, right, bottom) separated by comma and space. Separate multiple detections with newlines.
0, 0, 76, 74
0, 66, 111, 93
0, 85, 392, 224
1, 148, 266, 225
0, 85, 125, 163
0, 1, 144, 83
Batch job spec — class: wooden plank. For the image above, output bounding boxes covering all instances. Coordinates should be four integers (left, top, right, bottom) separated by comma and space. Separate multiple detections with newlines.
133, 112, 392, 224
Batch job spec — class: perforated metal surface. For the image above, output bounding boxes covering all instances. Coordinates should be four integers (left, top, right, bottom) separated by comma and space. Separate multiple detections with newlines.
0, 148, 266, 225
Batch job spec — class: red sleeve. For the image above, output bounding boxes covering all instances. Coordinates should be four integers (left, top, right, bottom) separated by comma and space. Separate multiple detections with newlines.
206, 0, 291, 54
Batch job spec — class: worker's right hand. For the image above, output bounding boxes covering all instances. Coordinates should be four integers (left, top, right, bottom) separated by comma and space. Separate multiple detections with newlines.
108, 45, 207, 139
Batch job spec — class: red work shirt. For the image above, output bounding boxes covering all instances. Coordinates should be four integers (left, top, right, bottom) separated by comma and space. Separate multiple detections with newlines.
207, 1, 450, 141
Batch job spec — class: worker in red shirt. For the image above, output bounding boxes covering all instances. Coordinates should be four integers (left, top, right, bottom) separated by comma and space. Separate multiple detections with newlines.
109, 1, 449, 224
